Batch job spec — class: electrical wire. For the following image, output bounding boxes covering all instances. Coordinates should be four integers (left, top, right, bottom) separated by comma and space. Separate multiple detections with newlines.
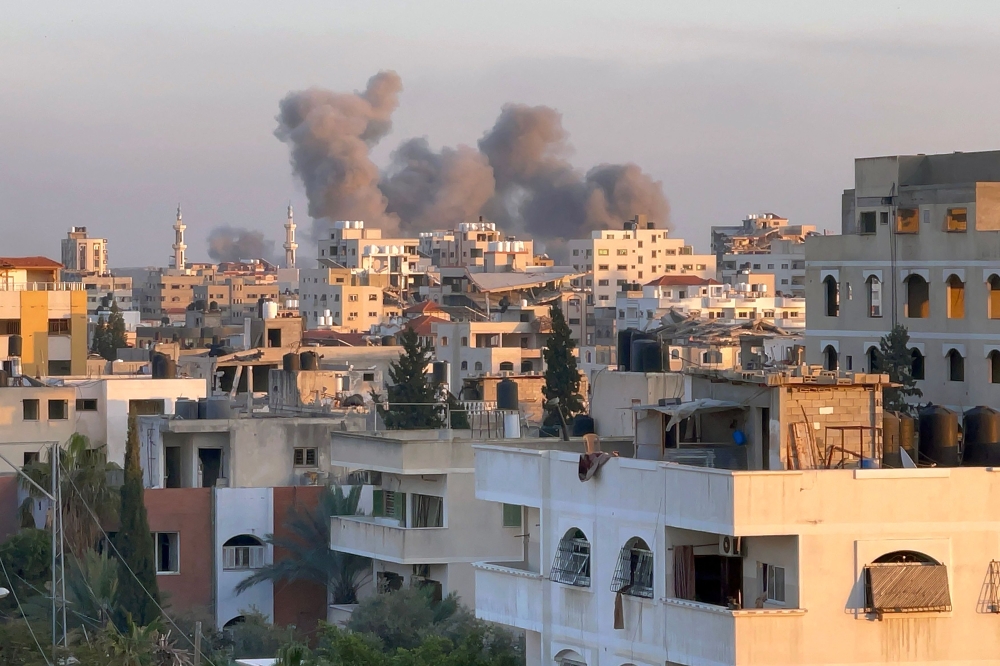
61, 469, 217, 666
0, 552, 51, 666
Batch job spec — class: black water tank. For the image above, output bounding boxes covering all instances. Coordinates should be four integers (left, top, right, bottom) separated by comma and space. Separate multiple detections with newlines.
918, 405, 960, 467
174, 399, 199, 420
617, 329, 637, 371
7, 334, 21, 358
197, 398, 208, 419
882, 412, 902, 468
497, 378, 518, 410
963, 406, 1000, 466
151, 353, 166, 378
432, 361, 449, 386
571, 414, 596, 437
0, 369, 8, 388
300, 351, 319, 371
283, 352, 301, 373
631, 338, 662, 373
899, 412, 917, 463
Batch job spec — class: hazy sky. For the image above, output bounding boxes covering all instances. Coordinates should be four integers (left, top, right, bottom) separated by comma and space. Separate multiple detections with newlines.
3, 1, 999, 266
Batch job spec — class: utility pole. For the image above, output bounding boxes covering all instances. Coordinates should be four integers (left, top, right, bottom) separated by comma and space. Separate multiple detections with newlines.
193, 620, 202, 666
50, 442, 67, 657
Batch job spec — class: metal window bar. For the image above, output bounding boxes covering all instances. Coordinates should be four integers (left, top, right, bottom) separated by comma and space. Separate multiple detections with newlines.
610, 546, 654, 598
864, 562, 951, 613
549, 537, 591, 587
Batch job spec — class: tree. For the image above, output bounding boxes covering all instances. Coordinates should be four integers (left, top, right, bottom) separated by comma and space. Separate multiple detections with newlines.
106, 301, 129, 359
19, 434, 120, 557
377, 327, 444, 430
541, 305, 584, 425
235, 485, 371, 605
115, 413, 160, 628
875, 324, 923, 415
0, 529, 50, 615
91, 316, 109, 357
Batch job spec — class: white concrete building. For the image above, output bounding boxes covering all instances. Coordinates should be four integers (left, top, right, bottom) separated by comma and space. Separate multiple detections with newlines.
418, 220, 536, 272
713, 214, 815, 298
214, 486, 275, 629
805, 150, 1000, 409
61, 226, 109, 277
318, 220, 427, 292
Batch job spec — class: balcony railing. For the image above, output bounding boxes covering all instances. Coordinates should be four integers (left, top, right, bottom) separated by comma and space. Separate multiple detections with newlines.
0, 282, 85, 292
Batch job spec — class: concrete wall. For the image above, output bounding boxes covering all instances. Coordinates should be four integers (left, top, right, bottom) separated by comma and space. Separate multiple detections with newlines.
215, 487, 273, 628
590, 371, 686, 437
0, 386, 78, 473
145, 488, 213, 615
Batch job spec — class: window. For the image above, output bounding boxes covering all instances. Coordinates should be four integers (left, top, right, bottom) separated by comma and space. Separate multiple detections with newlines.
474, 361, 483, 372
440, 337, 448, 346
868, 347, 879, 373
616, 265, 627, 271
947, 348, 965, 382
348, 294, 358, 302
76, 399, 98, 412
373, 490, 406, 525
760, 563, 786, 603
946, 275, 965, 319
864, 551, 950, 613
0, 319, 21, 335
222, 535, 265, 571
597, 249, 609, 256
896, 208, 919, 233
502, 503, 522, 528
22, 399, 39, 421
293, 447, 317, 467
905, 275, 929, 318
368, 293, 378, 301
866, 276, 882, 317
616, 249, 627, 256
461, 336, 468, 346
460, 361, 468, 371
911, 348, 925, 380
752, 263, 761, 270
155, 532, 180, 574
767, 264, 774, 270
550, 528, 591, 587
610, 537, 653, 598
48, 400, 68, 420
859, 211, 877, 234
823, 276, 839, 317
411, 494, 444, 528
499, 361, 514, 371
368, 311, 378, 318
363, 372, 375, 381
946, 208, 967, 232
823, 345, 838, 372
598, 264, 609, 271
989, 275, 1000, 319
846, 355, 853, 371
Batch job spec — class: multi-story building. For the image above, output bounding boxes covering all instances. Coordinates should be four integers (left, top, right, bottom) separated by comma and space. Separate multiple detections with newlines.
805, 150, 1000, 409
712, 214, 815, 298
60, 226, 108, 278
299, 267, 385, 332
318, 220, 427, 293
418, 220, 536, 272
79, 274, 134, 315
0, 256, 88, 376
193, 276, 281, 319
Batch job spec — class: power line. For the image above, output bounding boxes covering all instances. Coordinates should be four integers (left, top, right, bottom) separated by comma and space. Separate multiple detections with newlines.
0, 552, 51, 666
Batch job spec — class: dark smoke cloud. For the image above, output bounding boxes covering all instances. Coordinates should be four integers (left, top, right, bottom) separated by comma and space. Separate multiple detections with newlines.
207, 226, 276, 264
274, 73, 669, 258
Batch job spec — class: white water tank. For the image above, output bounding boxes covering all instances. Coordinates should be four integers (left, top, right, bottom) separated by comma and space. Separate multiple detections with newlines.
262, 300, 278, 319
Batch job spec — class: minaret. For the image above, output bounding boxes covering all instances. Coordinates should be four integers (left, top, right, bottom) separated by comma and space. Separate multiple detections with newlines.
283, 203, 298, 268
172, 205, 187, 270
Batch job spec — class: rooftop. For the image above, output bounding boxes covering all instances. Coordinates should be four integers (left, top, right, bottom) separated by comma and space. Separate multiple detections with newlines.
645, 275, 721, 287
0, 256, 63, 269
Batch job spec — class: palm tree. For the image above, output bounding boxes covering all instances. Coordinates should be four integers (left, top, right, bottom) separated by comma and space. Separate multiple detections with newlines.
235, 486, 372, 604
66, 549, 119, 629
19, 433, 120, 557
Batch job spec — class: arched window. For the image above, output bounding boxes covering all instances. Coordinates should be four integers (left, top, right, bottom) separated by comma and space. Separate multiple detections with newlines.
867, 346, 879, 373
610, 537, 653, 599
990, 275, 1000, 319
223, 615, 246, 630
911, 348, 925, 380
946, 274, 965, 319
555, 649, 587, 666
460, 361, 468, 371
823, 345, 838, 371
823, 276, 839, 317
520, 360, 533, 373
990, 350, 1000, 384
461, 336, 468, 346
864, 551, 949, 614
550, 528, 591, 587
866, 276, 882, 318
874, 550, 938, 564
947, 348, 965, 382
474, 361, 483, 372
905, 275, 929, 318
223, 535, 265, 571
499, 361, 514, 371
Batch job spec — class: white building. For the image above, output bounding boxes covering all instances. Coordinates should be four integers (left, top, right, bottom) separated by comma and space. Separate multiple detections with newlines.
318, 220, 427, 292
61, 226, 109, 277
419, 220, 536, 272
713, 214, 815, 298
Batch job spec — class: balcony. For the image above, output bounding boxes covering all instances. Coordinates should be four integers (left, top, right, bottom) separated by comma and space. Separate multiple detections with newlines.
330, 432, 473, 474
330, 516, 449, 564
474, 446, 545, 507
0, 282, 85, 291
473, 563, 544, 632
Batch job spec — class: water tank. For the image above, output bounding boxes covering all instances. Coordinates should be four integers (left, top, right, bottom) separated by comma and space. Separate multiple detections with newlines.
151, 353, 175, 379
882, 412, 902, 468
174, 399, 199, 420
918, 405, 960, 467
205, 396, 232, 420
197, 398, 208, 419
617, 329, 637, 371
300, 351, 320, 371
7, 334, 21, 358
899, 412, 917, 463
631, 338, 662, 373
963, 406, 1000, 466
0, 369, 8, 388
432, 361, 449, 386
571, 414, 596, 437
261, 300, 278, 319
283, 352, 301, 373
497, 378, 519, 411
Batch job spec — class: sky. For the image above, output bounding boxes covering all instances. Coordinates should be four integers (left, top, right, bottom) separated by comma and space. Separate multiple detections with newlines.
3, 1, 1000, 266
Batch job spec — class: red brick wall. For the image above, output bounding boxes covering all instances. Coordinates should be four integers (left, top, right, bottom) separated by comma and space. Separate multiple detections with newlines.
272, 486, 327, 638
145, 488, 213, 615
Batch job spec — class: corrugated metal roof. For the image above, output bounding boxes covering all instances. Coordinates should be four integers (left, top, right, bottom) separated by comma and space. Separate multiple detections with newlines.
866, 563, 951, 613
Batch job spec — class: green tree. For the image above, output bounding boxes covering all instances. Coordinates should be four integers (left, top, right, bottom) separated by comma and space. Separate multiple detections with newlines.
66, 549, 119, 628
106, 301, 129, 358
875, 324, 923, 414
19, 434, 120, 557
377, 327, 444, 430
0, 529, 50, 614
91, 316, 109, 358
541, 305, 584, 425
235, 486, 371, 605
115, 413, 160, 628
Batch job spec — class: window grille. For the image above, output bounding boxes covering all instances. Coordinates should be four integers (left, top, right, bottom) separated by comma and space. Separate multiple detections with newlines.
550, 536, 591, 587
610, 544, 654, 598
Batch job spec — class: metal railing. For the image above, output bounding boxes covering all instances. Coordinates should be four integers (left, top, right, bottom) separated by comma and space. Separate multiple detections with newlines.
0, 282, 85, 292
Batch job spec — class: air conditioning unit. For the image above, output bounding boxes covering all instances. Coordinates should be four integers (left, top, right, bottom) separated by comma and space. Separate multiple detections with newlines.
719, 535, 744, 557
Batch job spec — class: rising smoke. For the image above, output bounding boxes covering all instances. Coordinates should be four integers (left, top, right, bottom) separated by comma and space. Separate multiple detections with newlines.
207, 226, 276, 264
261, 71, 670, 259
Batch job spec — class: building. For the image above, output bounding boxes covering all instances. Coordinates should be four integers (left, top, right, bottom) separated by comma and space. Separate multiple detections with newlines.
0, 382, 79, 473
60, 227, 108, 277
0, 256, 88, 376
418, 220, 535, 272
712, 214, 815, 298
79, 274, 134, 316
466, 368, 1000, 666
805, 150, 1000, 409
193, 276, 281, 319
299, 267, 386, 332
318, 220, 427, 295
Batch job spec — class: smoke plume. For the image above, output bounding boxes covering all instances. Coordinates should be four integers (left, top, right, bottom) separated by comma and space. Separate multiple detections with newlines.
274, 72, 670, 257
207, 226, 276, 264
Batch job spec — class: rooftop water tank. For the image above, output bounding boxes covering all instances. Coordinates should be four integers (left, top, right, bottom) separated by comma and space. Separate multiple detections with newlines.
300, 351, 320, 371
918, 404, 960, 467
631, 337, 662, 373
205, 396, 232, 420
963, 406, 1000, 466
497, 378, 518, 411
174, 399, 199, 420
283, 352, 301, 373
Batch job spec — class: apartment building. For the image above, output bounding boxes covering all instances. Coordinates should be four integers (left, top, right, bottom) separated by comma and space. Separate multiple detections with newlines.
193, 276, 281, 319
0, 256, 88, 376
471, 369, 1000, 665
318, 220, 426, 292
567, 216, 716, 307
134, 269, 213, 322
418, 220, 536, 272
60, 226, 108, 278
300, 267, 385, 332
806, 150, 1000, 410
713, 214, 815, 298
78, 274, 134, 315
0, 383, 79, 474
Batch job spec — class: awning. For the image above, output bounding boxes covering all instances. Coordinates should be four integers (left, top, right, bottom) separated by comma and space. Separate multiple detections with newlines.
631, 399, 743, 430
865, 563, 952, 613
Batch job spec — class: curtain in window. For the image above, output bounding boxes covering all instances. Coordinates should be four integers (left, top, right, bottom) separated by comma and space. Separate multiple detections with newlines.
673, 545, 695, 600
